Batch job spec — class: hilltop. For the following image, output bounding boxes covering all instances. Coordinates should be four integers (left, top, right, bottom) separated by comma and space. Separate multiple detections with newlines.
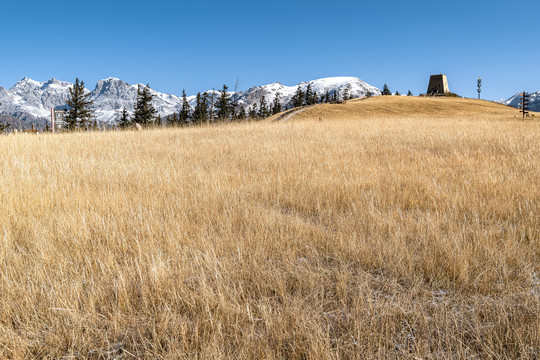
274, 95, 529, 122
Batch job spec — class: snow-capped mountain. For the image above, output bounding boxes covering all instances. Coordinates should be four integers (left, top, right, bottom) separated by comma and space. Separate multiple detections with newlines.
503, 91, 540, 112
0, 76, 380, 128
234, 77, 380, 111
0, 78, 75, 128
90, 78, 188, 124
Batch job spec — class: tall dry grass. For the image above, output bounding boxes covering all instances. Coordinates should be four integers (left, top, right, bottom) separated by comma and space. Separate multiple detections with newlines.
0, 108, 538, 358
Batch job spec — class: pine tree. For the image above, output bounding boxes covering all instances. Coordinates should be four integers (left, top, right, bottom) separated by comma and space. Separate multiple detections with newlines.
382, 84, 391, 95
366, 91, 373, 98
343, 88, 350, 101
133, 84, 157, 126
305, 84, 314, 105
192, 93, 203, 124
332, 90, 338, 103
325, 91, 330, 103
169, 112, 179, 126
207, 90, 216, 122
237, 107, 247, 121
248, 106, 257, 119
65, 78, 94, 130
395, 91, 400, 96
215, 84, 232, 121
258, 95, 269, 118
407, 90, 413, 96
118, 107, 131, 128
179, 89, 190, 125
201, 92, 210, 122
292, 86, 305, 108
272, 92, 282, 115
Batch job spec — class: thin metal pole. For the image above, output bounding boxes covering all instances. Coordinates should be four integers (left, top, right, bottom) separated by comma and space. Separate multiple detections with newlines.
51, 108, 55, 133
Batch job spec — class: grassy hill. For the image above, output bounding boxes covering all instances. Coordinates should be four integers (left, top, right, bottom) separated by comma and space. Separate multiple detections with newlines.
273, 95, 530, 122
0, 102, 538, 358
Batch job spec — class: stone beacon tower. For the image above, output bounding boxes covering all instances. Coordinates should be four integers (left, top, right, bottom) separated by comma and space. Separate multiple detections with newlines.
427, 74, 449, 95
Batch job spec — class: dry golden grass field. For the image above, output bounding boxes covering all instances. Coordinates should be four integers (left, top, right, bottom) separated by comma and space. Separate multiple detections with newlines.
0, 97, 539, 359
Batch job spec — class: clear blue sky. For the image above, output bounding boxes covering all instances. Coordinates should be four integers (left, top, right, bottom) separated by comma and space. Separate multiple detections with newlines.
1, 0, 538, 99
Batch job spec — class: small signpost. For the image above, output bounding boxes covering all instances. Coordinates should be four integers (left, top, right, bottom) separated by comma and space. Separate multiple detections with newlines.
51, 106, 69, 132
520, 91, 530, 120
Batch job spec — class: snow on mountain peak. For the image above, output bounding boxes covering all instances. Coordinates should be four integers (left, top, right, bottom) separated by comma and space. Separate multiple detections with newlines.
12, 77, 43, 90
1, 75, 381, 126
503, 91, 540, 112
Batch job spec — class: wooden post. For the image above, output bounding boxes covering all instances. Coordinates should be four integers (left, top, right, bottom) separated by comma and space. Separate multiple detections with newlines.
51, 108, 55, 133
520, 92, 530, 120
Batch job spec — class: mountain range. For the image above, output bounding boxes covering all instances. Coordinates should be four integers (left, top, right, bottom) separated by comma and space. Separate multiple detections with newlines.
1, 76, 537, 129
0, 76, 381, 128
502, 91, 540, 112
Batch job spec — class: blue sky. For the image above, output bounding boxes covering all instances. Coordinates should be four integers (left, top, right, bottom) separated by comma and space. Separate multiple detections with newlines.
0, 0, 538, 99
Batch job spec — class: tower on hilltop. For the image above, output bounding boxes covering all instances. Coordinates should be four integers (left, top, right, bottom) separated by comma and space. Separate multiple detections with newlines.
427, 74, 449, 95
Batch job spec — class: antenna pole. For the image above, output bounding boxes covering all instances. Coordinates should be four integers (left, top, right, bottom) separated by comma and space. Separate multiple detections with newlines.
477, 77, 482, 99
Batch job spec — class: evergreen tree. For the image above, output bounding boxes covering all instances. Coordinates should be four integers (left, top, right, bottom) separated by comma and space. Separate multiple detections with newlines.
201, 92, 210, 122
343, 88, 350, 101
65, 78, 94, 130
382, 84, 391, 95
133, 84, 158, 126
192, 92, 210, 123
325, 91, 330, 103
237, 107, 247, 121
305, 84, 314, 105
292, 86, 305, 108
118, 107, 131, 128
192, 93, 203, 124
248, 106, 257, 119
215, 84, 232, 121
407, 90, 413, 96
332, 90, 338, 102
207, 90, 216, 122
169, 112, 179, 125
313, 91, 318, 104
179, 89, 190, 125
258, 95, 269, 118
395, 91, 400, 96
366, 91, 373, 98
272, 92, 282, 115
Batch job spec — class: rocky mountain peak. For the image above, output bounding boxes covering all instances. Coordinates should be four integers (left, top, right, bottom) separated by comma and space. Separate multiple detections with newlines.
1, 76, 382, 128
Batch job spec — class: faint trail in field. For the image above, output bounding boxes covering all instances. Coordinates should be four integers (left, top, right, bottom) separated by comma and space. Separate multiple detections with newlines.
277, 106, 314, 123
